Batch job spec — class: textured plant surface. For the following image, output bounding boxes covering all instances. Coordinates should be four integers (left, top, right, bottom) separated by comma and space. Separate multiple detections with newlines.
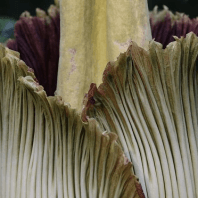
2, 3, 198, 198
0, 44, 145, 198
82, 32, 198, 198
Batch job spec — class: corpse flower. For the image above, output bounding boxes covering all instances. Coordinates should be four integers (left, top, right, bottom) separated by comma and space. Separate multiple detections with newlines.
1, 1, 198, 198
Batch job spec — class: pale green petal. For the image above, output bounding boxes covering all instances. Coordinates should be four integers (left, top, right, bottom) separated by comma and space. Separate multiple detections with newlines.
0, 44, 144, 198
83, 32, 198, 198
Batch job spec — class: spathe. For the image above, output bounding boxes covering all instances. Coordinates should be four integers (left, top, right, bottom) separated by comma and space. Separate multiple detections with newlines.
0, 44, 144, 198
82, 32, 198, 198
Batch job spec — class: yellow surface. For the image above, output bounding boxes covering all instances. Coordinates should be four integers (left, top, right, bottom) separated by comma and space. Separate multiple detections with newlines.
56, 0, 152, 112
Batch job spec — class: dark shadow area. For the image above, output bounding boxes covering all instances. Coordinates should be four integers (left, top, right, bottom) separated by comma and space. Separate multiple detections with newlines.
0, 0, 197, 20
148, 0, 198, 19
0, 0, 54, 20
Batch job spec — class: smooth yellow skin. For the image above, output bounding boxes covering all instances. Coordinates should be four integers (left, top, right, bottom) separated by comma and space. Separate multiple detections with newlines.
56, 0, 152, 112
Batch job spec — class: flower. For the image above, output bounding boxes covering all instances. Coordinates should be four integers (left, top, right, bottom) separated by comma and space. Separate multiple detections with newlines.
82, 32, 198, 198
1, 0, 198, 198
0, 44, 145, 197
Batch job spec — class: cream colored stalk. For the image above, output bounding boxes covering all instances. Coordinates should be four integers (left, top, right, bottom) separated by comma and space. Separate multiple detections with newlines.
56, 0, 152, 111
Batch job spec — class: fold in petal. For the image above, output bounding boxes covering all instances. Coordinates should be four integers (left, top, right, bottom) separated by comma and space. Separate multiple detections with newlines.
82, 32, 198, 198
150, 5, 198, 48
6, 5, 60, 96
0, 44, 145, 198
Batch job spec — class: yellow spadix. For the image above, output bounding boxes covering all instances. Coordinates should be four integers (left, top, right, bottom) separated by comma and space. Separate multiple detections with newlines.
56, 0, 152, 112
